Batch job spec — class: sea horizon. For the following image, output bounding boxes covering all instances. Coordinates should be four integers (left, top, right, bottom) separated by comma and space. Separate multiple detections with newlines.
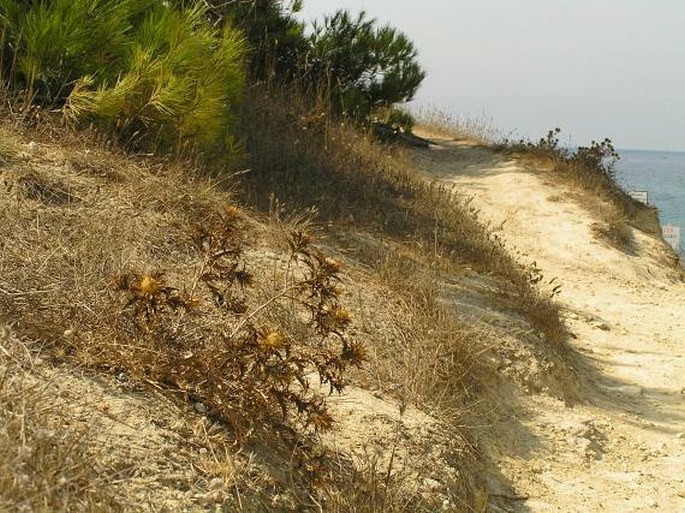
617, 147, 685, 154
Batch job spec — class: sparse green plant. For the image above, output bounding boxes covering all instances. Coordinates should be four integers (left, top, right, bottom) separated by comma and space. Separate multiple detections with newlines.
572, 137, 620, 180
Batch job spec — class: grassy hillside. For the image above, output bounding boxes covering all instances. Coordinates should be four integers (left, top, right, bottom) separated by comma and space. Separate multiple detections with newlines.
3, 2, 656, 511
0, 79, 576, 509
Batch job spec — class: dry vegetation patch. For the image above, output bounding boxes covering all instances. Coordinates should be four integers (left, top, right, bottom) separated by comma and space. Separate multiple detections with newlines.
241, 88, 567, 349
0, 115, 495, 510
0, 88, 589, 510
1, 323, 335, 512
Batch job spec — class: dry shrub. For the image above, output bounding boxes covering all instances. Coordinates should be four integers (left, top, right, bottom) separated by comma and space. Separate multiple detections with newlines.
109, 209, 364, 437
1, 163, 362, 440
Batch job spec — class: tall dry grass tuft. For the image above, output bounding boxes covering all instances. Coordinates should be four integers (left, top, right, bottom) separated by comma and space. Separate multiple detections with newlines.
412, 107, 502, 145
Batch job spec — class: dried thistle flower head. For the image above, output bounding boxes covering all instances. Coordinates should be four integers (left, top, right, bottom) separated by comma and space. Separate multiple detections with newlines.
135, 275, 164, 297
259, 330, 288, 351
222, 205, 241, 220
328, 307, 351, 330
322, 257, 341, 274
342, 340, 367, 368
288, 230, 315, 256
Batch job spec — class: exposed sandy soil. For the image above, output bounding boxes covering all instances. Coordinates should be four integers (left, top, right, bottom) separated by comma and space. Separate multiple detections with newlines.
412, 133, 685, 513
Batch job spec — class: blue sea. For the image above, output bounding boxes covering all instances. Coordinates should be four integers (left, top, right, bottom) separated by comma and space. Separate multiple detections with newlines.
614, 149, 685, 255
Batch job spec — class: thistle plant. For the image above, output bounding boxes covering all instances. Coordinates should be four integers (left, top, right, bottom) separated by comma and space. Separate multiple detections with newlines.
113, 208, 365, 438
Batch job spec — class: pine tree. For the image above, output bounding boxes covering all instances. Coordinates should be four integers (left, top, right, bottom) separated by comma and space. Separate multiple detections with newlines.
308, 10, 425, 117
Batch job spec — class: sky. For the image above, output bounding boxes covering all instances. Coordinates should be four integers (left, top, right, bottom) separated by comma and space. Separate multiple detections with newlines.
298, 1, 685, 151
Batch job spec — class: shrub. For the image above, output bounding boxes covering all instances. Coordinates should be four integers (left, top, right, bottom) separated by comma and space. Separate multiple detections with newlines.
375, 106, 416, 133
112, 208, 365, 437
65, 3, 246, 155
504, 127, 620, 179
220, 0, 308, 80
0, 0, 152, 102
1, 0, 246, 155
571, 138, 620, 180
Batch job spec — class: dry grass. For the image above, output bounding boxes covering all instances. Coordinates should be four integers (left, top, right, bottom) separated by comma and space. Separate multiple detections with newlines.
0, 322, 325, 512
531, 154, 641, 253
0, 108, 487, 510
340, 246, 484, 417
241, 86, 566, 349
0, 128, 20, 165
0, 116, 365, 434
411, 107, 502, 145
0, 328, 123, 512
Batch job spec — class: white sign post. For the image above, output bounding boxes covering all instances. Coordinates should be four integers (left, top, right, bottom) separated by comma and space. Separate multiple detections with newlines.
663, 224, 681, 253
628, 190, 649, 205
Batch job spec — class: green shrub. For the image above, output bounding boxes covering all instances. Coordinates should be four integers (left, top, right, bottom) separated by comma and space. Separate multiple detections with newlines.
166, 0, 308, 81
1, 0, 246, 155
375, 106, 416, 132
0, 0, 152, 101
65, 3, 246, 154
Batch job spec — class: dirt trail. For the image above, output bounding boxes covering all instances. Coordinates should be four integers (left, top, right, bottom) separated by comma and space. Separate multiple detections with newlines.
412, 135, 685, 512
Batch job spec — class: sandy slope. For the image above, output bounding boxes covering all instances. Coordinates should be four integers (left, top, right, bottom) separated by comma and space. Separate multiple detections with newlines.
412, 135, 685, 513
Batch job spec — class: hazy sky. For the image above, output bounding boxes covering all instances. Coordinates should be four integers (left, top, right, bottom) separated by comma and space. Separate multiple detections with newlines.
299, 1, 685, 151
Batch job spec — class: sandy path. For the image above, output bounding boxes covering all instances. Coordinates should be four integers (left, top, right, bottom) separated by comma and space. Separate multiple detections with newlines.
412, 136, 685, 512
